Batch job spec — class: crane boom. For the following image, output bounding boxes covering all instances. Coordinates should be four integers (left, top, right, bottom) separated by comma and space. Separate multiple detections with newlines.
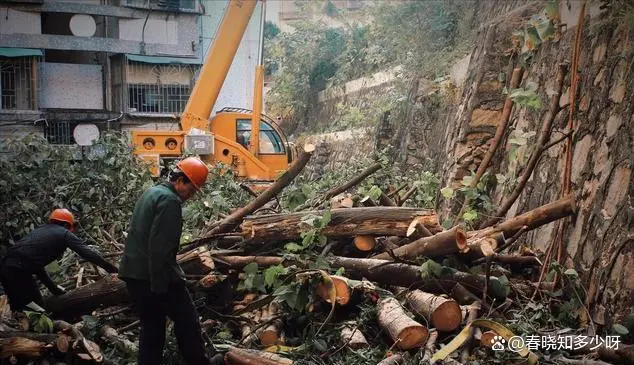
180, 0, 257, 132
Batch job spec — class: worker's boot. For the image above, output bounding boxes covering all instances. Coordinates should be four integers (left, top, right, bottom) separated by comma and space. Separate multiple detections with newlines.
209, 353, 225, 365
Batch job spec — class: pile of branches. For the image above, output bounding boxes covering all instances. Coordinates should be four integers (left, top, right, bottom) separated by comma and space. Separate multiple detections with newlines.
1, 144, 633, 365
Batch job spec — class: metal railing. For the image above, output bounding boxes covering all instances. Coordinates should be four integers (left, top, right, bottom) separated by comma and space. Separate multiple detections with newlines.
0, 56, 39, 111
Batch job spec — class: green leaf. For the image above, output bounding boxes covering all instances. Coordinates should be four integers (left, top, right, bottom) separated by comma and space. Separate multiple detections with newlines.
243, 262, 259, 275
563, 268, 578, 278
440, 187, 455, 199
462, 210, 478, 222
285, 242, 304, 253
420, 260, 442, 280
613, 324, 629, 335
335, 267, 345, 276
313, 338, 328, 352
264, 265, 286, 287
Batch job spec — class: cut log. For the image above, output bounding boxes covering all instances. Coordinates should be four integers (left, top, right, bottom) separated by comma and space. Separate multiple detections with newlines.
180, 144, 315, 254
46, 274, 128, 316
377, 297, 428, 350
224, 347, 293, 365
330, 195, 355, 209
404, 290, 462, 332
476, 196, 576, 238
406, 217, 433, 240
257, 303, 282, 347
100, 325, 138, 355
315, 275, 351, 305
48, 249, 225, 316
353, 235, 376, 251
323, 162, 382, 201
213, 255, 284, 269
372, 227, 467, 260
241, 207, 442, 244
329, 256, 515, 300
480, 330, 498, 348
0, 337, 47, 358
340, 326, 368, 349
177, 247, 215, 275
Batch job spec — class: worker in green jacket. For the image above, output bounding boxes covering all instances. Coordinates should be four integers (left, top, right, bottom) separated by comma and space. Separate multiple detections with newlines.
119, 157, 223, 365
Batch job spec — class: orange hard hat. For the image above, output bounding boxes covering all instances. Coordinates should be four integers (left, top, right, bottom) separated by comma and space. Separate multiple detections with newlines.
176, 157, 209, 190
49, 209, 75, 228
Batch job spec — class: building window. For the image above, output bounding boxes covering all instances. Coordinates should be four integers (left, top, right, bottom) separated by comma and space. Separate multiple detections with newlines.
44, 121, 75, 145
128, 84, 191, 113
0, 57, 38, 110
125, 61, 197, 114
236, 119, 285, 154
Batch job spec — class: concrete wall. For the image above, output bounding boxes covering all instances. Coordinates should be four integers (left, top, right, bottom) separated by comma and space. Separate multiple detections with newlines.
0, 8, 41, 35
40, 63, 103, 109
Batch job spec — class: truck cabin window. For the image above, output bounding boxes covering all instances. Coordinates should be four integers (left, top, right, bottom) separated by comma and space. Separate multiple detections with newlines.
236, 119, 285, 154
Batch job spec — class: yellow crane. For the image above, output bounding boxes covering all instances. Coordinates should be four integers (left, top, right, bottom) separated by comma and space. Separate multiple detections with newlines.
131, 0, 292, 182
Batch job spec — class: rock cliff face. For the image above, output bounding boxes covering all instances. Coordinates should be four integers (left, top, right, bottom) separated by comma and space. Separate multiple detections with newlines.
306, 1, 633, 324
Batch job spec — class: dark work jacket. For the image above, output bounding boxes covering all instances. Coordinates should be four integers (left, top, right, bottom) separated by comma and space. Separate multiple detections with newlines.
119, 183, 185, 294
4, 224, 118, 274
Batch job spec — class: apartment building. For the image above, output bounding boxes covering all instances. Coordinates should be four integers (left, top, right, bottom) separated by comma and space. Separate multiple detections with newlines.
0, 0, 262, 150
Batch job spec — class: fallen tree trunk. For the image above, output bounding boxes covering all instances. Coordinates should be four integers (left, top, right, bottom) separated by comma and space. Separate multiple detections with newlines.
377, 297, 428, 350
180, 144, 315, 254
46, 274, 128, 316
475, 196, 576, 239
224, 347, 293, 365
0, 337, 48, 358
241, 207, 442, 244
48, 249, 225, 316
372, 227, 467, 260
403, 289, 462, 332
329, 256, 515, 300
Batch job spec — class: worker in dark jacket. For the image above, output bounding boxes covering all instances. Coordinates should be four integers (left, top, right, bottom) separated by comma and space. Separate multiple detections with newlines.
0, 208, 118, 311
119, 156, 223, 365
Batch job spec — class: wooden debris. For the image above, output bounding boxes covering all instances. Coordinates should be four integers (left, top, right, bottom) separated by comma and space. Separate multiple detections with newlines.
372, 226, 467, 260
404, 290, 462, 332
377, 297, 428, 350
315, 275, 351, 305
353, 235, 376, 251
241, 207, 442, 244
224, 347, 293, 365
340, 326, 369, 349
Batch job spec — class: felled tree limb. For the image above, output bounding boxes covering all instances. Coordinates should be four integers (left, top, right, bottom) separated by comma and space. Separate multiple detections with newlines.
400, 186, 418, 206
241, 207, 442, 244
180, 144, 315, 254
323, 162, 382, 201
340, 326, 369, 349
224, 347, 293, 365
371, 227, 467, 260
212, 255, 284, 269
329, 257, 515, 300
480, 64, 568, 228
0, 337, 48, 358
469, 196, 576, 249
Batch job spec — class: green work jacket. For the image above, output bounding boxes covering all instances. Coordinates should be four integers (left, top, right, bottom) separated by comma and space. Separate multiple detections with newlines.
119, 183, 185, 293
